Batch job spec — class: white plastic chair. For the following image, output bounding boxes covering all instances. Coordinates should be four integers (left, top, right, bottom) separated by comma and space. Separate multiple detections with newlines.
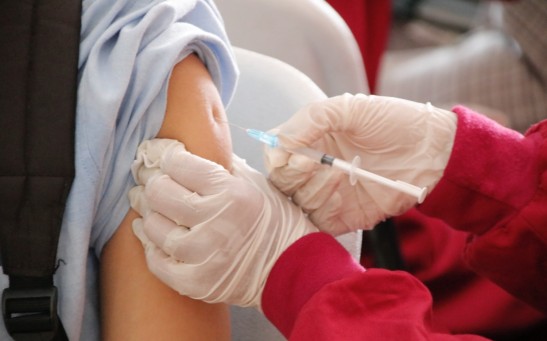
215, 0, 369, 97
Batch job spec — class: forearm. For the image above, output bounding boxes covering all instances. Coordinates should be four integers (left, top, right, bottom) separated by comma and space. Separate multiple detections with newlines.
263, 233, 488, 340
262, 233, 365, 337
419, 106, 543, 235
100, 54, 232, 340
418, 106, 547, 312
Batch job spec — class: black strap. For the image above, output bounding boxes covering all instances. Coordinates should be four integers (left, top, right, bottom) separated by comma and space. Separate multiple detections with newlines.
362, 219, 406, 271
0, 0, 81, 339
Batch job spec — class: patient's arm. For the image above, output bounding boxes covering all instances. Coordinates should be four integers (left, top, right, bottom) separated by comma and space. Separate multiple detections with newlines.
100, 54, 233, 340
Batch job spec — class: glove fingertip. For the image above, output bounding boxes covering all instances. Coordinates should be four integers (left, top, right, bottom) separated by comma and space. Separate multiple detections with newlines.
132, 218, 151, 246
128, 185, 140, 204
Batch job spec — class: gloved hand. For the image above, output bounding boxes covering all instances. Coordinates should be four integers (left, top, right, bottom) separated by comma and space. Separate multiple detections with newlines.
129, 139, 318, 308
265, 93, 457, 235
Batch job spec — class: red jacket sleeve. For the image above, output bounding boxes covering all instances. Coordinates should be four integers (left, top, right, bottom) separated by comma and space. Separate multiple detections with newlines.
262, 233, 488, 341
418, 106, 547, 313
261, 107, 545, 340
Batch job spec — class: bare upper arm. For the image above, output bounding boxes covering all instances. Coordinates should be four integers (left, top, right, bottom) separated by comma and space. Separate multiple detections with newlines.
158, 53, 233, 169
100, 54, 233, 340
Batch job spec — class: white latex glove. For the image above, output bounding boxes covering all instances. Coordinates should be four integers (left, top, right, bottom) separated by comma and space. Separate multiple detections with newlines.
129, 139, 318, 308
265, 93, 457, 235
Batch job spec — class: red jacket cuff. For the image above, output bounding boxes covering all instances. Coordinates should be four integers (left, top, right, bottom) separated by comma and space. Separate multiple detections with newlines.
419, 106, 542, 234
262, 232, 365, 338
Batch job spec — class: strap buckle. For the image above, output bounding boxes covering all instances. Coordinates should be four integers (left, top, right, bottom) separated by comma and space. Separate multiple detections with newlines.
2, 286, 59, 336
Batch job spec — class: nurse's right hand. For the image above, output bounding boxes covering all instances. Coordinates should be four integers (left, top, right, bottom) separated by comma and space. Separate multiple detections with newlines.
265, 94, 457, 235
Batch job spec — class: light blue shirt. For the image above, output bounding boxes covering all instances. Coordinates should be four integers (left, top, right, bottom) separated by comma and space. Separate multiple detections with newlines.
0, 0, 238, 339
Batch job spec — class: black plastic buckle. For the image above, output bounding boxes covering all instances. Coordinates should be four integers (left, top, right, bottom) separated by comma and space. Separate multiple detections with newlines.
2, 286, 59, 336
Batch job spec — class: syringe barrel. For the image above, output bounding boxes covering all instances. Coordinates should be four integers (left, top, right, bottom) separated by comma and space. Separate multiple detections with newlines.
332, 159, 427, 203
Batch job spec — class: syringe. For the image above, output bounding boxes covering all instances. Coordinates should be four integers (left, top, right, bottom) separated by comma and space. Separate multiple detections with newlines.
246, 128, 427, 203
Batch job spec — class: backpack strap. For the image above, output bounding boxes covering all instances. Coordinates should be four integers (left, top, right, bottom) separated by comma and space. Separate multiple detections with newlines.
0, 0, 81, 339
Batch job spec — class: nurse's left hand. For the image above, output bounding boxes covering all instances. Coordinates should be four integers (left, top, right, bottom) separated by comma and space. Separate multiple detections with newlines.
128, 139, 317, 309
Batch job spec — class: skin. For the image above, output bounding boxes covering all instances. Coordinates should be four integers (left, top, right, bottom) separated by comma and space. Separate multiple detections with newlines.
100, 54, 233, 340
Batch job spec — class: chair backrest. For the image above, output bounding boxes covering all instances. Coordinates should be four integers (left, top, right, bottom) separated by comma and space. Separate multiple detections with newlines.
216, 0, 369, 96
